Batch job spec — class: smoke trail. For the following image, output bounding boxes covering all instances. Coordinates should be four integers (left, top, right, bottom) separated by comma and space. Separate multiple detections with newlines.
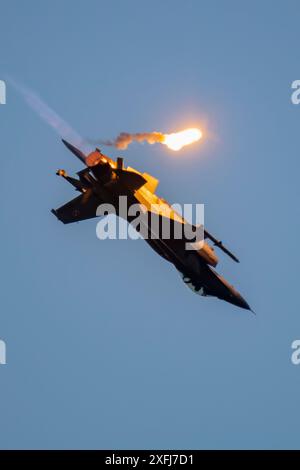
89, 131, 165, 150
8, 78, 90, 151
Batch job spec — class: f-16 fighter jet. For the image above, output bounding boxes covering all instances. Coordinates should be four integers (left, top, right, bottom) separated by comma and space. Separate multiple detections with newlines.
52, 140, 251, 311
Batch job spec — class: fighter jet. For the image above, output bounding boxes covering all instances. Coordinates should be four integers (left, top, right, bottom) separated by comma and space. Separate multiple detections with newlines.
52, 140, 251, 311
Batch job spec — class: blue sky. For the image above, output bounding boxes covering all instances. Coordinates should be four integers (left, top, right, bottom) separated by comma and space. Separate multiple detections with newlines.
0, 0, 300, 449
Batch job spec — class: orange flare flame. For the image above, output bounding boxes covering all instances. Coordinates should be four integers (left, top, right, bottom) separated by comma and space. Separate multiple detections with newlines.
162, 128, 202, 151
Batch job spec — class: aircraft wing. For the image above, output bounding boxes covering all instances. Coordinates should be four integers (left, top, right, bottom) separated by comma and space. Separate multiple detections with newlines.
51, 190, 100, 224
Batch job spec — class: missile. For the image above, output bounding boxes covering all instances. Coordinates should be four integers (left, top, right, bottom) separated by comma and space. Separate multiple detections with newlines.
204, 229, 240, 263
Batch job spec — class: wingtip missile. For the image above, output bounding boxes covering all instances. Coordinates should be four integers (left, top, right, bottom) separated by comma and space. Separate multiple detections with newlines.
204, 229, 240, 263
214, 241, 240, 263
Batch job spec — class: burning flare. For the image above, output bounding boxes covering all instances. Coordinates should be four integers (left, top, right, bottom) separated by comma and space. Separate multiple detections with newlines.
91, 128, 202, 151
162, 128, 202, 151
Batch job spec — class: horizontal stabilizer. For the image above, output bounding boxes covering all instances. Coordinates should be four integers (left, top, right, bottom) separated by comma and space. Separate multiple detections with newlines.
52, 189, 100, 224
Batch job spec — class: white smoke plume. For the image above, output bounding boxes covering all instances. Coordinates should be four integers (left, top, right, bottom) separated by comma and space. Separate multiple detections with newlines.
90, 131, 165, 150
8, 78, 90, 151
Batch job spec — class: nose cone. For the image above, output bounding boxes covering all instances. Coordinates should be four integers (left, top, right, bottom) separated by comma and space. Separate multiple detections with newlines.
225, 283, 253, 311
215, 272, 252, 312
230, 293, 252, 311
219, 278, 251, 311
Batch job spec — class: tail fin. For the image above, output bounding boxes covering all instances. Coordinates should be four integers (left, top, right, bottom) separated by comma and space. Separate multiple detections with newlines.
62, 139, 87, 164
